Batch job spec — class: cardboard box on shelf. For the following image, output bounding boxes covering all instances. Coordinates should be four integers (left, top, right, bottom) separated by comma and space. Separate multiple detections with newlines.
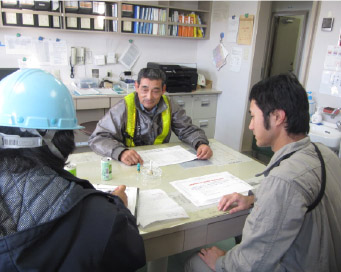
197, 79, 212, 90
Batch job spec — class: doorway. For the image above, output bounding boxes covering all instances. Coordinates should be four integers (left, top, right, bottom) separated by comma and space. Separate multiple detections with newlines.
249, 10, 309, 164
264, 11, 308, 78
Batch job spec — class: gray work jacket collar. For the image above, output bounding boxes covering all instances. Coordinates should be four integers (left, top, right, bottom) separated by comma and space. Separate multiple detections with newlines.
134, 92, 168, 117
257, 136, 310, 177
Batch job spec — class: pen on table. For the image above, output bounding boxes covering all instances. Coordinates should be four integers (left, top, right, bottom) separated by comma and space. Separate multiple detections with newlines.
137, 163, 140, 173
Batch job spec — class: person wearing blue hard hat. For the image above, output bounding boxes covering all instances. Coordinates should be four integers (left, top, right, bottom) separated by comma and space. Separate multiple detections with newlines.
0, 69, 146, 271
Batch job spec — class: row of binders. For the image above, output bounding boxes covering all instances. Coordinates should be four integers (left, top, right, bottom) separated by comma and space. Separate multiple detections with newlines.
122, 4, 167, 22
169, 11, 205, 38
134, 5, 167, 22
134, 22, 166, 35
129, 5, 167, 35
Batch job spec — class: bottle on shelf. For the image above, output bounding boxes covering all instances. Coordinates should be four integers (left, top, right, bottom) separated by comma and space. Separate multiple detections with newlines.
307, 91, 316, 120
311, 107, 323, 124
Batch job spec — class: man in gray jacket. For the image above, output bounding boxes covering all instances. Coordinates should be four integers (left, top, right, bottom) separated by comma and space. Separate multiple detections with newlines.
89, 68, 212, 166
185, 74, 341, 272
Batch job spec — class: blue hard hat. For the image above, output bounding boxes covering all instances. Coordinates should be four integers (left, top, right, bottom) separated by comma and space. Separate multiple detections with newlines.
0, 69, 83, 130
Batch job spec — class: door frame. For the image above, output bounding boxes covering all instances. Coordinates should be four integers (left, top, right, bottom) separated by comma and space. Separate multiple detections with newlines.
263, 10, 308, 78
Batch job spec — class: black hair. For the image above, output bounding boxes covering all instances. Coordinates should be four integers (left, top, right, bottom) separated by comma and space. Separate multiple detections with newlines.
249, 73, 310, 134
137, 68, 166, 85
0, 126, 75, 174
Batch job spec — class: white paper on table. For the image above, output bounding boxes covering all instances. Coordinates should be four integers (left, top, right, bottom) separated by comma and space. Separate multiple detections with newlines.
137, 145, 197, 167
209, 141, 252, 165
93, 184, 139, 216
67, 152, 102, 164
170, 172, 253, 207
137, 189, 188, 228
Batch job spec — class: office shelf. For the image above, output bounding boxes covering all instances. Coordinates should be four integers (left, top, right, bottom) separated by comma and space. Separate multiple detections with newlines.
0, 1, 212, 40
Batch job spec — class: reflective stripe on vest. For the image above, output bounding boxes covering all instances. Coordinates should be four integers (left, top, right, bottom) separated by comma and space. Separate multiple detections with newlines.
124, 92, 171, 147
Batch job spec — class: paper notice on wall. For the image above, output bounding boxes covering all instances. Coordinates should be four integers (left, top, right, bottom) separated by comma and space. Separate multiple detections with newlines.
5, 35, 33, 54
319, 70, 341, 97
237, 15, 254, 45
229, 47, 243, 72
119, 43, 140, 69
319, 45, 341, 96
227, 16, 239, 43
324, 45, 341, 71
213, 43, 229, 70
50, 40, 68, 66
32, 39, 51, 65
4, 35, 67, 66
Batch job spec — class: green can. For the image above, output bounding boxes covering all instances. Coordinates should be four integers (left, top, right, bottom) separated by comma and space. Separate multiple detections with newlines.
101, 157, 112, 181
64, 163, 77, 176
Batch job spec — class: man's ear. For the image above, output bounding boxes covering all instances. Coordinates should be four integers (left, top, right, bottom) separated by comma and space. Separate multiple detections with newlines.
134, 81, 139, 91
273, 109, 286, 125
162, 84, 166, 94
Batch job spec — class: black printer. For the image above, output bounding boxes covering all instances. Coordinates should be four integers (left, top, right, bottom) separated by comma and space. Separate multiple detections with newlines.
147, 62, 198, 93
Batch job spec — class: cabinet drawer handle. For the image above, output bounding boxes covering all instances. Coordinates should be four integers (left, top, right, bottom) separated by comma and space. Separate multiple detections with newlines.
199, 120, 209, 128
177, 101, 185, 107
201, 100, 210, 106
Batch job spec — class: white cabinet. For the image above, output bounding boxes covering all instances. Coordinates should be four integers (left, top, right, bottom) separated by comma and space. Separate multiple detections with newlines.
192, 118, 216, 139
169, 93, 218, 142
192, 95, 217, 119
171, 95, 193, 117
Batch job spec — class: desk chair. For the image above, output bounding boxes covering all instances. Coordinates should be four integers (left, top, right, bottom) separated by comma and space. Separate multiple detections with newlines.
79, 121, 97, 136
74, 121, 97, 148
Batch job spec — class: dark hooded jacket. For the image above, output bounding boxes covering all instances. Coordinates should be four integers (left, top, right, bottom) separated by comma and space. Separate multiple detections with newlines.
0, 161, 146, 272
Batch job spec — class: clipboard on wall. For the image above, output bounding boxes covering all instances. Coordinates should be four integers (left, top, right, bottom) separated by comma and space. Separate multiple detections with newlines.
237, 15, 254, 45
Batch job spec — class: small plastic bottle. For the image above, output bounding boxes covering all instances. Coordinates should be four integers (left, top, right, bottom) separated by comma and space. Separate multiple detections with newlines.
307, 91, 316, 120
311, 107, 323, 124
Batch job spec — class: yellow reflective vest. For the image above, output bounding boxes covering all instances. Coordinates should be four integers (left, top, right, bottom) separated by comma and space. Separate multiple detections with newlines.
124, 93, 171, 147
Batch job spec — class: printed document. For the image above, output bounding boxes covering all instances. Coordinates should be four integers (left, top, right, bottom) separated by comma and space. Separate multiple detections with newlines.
137, 145, 197, 167
170, 172, 253, 207
93, 185, 188, 228
94, 184, 139, 216
137, 189, 188, 228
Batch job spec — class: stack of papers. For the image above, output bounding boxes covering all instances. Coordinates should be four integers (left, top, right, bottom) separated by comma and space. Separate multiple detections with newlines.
94, 184, 139, 216
94, 185, 188, 228
137, 189, 188, 228
137, 145, 197, 167
170, 172, 253, 207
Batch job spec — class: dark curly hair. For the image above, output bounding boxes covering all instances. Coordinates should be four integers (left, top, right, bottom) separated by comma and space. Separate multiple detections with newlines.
249, 73, 310, 134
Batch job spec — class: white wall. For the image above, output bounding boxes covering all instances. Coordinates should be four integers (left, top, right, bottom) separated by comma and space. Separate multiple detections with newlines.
196, 1, 259, 151
0, 28, 198, 86
1, 1, 339, 152
305, 1, 341, 112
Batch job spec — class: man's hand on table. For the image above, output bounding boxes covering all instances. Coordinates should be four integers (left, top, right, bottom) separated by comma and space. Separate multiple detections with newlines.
111, 185, 128, 207
196, 144, 213, 160
218, 193, 254, 213
120, 149, 144, 166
